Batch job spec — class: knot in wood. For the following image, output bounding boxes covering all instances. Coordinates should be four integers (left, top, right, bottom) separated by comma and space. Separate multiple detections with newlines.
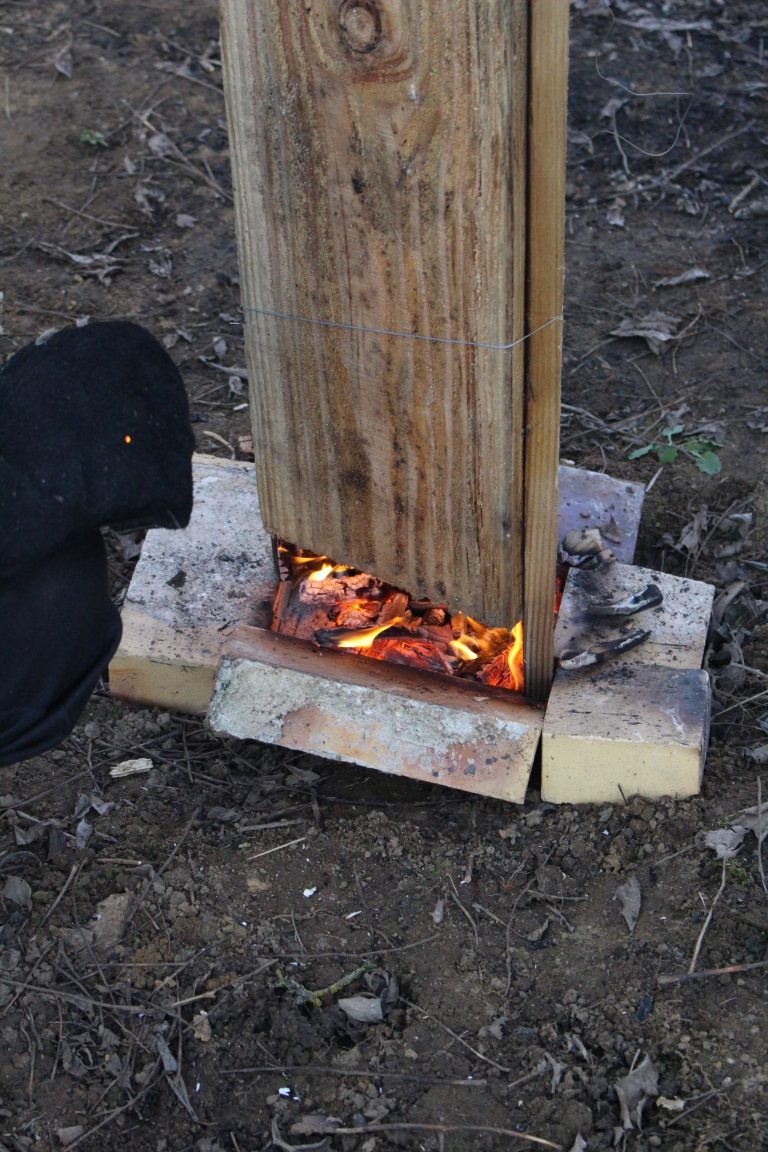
338, 0, 383, 54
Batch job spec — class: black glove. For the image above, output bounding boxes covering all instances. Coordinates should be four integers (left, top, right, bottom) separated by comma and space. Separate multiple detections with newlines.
0, 320, 195, 580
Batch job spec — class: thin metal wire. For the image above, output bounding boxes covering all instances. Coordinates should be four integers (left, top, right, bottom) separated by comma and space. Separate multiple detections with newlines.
240, 305, 563, 352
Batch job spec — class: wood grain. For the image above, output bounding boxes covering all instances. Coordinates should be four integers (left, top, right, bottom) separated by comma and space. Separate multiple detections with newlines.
522, 4, 569, 699
220, 0, 530, 626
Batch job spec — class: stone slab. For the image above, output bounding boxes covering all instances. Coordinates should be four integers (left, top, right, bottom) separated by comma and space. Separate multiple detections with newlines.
210, 626, 544, 804
557, 465, 645, 564
541, 664, 710, 804
553, 562, 715, 671
109, 455, 275, 712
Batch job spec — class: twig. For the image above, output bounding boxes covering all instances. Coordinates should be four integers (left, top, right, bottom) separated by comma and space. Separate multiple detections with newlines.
659, 1084, 733, 1128
42, 197, 132, 230
400, 997, 512, 1074
689, 856, 728, 974
658, 958, 768, 987
37, 862, 83, 929
271, 1119, 328, 1152
272, 935, 438, 960
650, 121, 755, 191
448, 875, 479, 947
156, 808, 200, 876
222, 1064, 486, 1087
758, 777, 767, 902
247, 835, 307, 861
323, 1122, 560, 1148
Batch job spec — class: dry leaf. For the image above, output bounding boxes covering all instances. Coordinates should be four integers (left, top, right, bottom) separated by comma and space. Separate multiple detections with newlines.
654, 267, 710, 288
192, 1011, 213, 1042
3, 875, 31, 908
337, 995, 384, 1024
56, 1126, 84, 1147
705, 827, 746, 859
615, 1053, 659, 1131
611, 311, 681, 355
735, 802, 768, 844
91, 892, 133, 952
614, 875, 641, 933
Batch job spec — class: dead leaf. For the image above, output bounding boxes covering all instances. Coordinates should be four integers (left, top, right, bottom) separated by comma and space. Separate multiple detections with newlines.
75, 817, 92, 850
610, 311, 681, 355
730, 802, 768, 844
50, 43, 73, 79
654, 267, 710, 288
192, 1011, 213, 1042
747, 745, 768, 766
614, 875, 641, 933
705, 827, 746, 859
56, 1127, 84, 1147
615, 1053, 659, 1132
337, 995, 384, 1024
176, 213, 197, 228
3, 875, 32, 908
568, 1134, 588, 1152
675, 507, 709, 554
91, 892, 133, 953
478, 1015, 507, 1042
89, 794, 114, 817
431, 898, 445, 925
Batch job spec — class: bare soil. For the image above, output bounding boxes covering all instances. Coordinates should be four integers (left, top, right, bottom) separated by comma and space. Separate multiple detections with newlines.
1, 3, 767, 1151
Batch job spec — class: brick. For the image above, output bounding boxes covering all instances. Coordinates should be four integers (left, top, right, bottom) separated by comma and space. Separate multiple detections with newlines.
109, 455, 275, 713
210, 626, 543, 803
553, 562, 715, 670
541, 664, 710, 804
542, 562, 714, 803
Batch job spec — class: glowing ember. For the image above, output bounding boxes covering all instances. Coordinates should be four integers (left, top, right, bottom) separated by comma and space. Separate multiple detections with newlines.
272, 542, 527, 693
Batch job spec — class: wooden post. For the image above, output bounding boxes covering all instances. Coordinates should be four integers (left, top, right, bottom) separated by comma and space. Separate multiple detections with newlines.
220, 1, 568, 693
523, 5, 569, 699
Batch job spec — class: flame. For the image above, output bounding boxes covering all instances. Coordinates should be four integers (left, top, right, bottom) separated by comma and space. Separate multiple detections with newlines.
333, 617, 405, 649
449, 638, 479, 662
308, 562, 334, 581
506, 621, 524, 692
273, 542, 532, 695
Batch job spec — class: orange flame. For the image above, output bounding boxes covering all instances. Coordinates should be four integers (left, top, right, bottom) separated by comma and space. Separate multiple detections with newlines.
307, 562, 334, 581
449, 638, 479, 662
506, 621, 524, 693
334, 617, 405, 649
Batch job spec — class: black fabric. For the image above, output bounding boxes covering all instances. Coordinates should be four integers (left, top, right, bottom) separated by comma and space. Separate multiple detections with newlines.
0, 532, 122, 766
0, 320, 195, 582
0, 320, 195, 764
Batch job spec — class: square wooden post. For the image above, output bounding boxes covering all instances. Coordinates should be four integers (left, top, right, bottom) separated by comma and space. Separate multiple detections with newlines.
220, 1, 568, 698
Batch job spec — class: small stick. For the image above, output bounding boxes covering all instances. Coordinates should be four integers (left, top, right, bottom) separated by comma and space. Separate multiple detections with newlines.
688, 857, 727, 974
758, 777, 767, 902
448, 875, 479, 947
320, 1122, 560, 1149
400, 997, 512, 1074
37, 862, 83, 929
221, 1064, 486, 1087
247, 835, 307, 861
658, 958, 768, 987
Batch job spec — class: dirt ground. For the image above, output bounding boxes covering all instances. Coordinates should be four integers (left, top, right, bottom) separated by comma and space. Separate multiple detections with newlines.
1, 2, 767, 1150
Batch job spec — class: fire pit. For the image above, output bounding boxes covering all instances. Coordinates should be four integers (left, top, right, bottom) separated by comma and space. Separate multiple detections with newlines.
110, 455, 712, 805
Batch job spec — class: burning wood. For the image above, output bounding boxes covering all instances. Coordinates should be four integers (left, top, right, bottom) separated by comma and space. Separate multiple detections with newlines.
272, 543, 526, 693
